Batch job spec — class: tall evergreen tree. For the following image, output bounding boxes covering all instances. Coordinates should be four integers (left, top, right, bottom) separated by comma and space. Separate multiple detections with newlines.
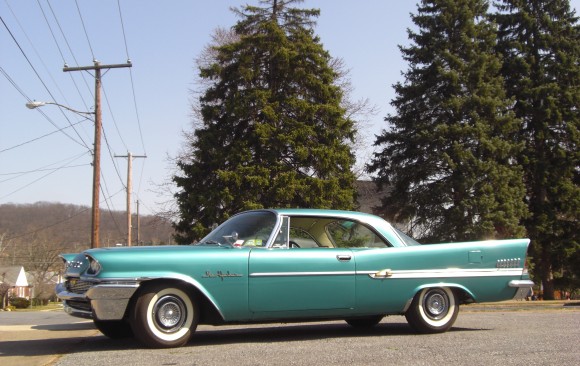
495, 0, 580, 299
173, 0, 356, 242
367, 0, 527, 242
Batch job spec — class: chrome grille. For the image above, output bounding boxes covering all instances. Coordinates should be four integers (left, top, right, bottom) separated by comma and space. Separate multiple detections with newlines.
65, 279, 95, 294
66, 300, 91, 312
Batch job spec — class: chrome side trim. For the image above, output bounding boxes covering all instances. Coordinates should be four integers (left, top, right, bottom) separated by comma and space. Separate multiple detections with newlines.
250, 268, 524, 279
250, 271, 355, 277
362, 268, 524, 279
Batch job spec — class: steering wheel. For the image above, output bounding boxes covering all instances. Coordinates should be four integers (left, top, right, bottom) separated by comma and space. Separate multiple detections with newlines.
289, 240, 300, 248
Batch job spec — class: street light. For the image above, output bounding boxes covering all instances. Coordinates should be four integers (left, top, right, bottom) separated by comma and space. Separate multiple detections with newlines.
26, 100, 102, 249
26, 101, 95, 117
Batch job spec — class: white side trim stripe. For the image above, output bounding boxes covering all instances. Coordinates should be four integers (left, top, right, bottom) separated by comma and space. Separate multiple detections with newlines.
249, 268, 524, 279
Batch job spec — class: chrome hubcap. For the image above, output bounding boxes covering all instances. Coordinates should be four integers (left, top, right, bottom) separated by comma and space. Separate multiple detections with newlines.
423, 289, 448, 320
153, 295, 187, 332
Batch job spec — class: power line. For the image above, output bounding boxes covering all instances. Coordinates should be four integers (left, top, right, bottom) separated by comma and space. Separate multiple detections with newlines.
0, 152, 90, 200
36, 0, 92, 114
63, 61, 133, 248
0, 66, 88, 149
116, 0, 148, 200
0, 15, 90, 150
117, 0, 130, 60
45, 0, 94, 103
36, 0, 66, 62
101, 83, 129, 151
5, 0, 72, 113
0, 163, 89, 179
3, 2, 152, 219
0, 118, 89, 154
0, 65, 27, 99
0, 151, 89, 179
102, 187, 126, 237
74, 0, 95, 60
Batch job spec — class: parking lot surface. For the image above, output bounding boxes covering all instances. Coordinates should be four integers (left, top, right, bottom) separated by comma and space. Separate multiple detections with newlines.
1, 303, 578, 366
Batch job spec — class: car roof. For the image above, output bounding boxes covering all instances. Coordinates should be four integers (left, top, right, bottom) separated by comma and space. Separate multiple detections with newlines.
267, 208, 382, 220
234, 209, 406, 248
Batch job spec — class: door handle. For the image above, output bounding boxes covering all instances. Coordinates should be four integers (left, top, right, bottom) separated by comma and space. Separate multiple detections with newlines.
336, 254, 352, 262
369, 269, 393, 279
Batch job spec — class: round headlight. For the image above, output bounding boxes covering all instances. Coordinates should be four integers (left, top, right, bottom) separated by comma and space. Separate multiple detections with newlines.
86, 255, 102, 275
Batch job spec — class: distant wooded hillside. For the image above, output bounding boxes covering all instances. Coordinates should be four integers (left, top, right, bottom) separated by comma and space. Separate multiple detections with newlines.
0, 202, 175, 251
0, 202, 176, 302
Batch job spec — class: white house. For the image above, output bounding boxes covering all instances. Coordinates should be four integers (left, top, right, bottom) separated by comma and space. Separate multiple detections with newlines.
0, 266, 32, 307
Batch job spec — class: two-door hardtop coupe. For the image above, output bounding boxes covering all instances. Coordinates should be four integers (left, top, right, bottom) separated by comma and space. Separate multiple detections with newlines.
56, 209, 533, 348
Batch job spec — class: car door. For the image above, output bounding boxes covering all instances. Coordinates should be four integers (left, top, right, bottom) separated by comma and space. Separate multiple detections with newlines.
248, 247, 356, 314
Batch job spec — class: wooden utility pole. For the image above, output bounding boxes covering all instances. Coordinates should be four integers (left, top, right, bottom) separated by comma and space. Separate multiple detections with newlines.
64, 60, 132, 248
136, 200, 141, 246
115, 152, 146, 246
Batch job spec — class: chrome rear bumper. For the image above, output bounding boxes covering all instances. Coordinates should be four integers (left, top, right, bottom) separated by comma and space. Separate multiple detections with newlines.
508, 280, 535, 288
509, 280, 534, 300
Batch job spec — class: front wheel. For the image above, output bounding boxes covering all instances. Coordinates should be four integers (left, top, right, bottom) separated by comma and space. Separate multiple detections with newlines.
405, 287, 458, 333
130, 284, 199, 348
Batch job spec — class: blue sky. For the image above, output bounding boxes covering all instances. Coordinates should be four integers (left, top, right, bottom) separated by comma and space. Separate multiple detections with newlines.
1, 0, 578, 217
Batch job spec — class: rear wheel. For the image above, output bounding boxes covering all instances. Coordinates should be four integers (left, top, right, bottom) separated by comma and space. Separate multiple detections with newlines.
130, 283, 199, 348
405, 287, 458, 333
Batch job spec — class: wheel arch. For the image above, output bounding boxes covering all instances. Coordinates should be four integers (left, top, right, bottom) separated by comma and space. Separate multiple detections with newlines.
411, 283, 476, 305
129, 275, 225, 324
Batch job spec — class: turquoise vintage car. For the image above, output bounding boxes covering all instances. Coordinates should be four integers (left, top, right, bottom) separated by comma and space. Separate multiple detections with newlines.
56, 209, 533, 348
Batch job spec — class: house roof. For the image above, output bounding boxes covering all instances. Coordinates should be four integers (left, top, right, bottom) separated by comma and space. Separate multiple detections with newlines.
355, 180, 389, 215
0, 266, 29, 287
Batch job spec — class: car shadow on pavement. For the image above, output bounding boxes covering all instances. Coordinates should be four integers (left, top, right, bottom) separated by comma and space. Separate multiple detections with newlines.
0, 334, 142, 358
32, 322, 96, 331
186, 322, 490, 347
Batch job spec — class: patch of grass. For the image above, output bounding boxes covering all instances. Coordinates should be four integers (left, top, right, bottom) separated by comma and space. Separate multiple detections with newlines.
12, 302, 63, 312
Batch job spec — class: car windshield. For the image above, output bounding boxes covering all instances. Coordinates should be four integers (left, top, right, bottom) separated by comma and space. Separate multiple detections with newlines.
198, 211, 277, 247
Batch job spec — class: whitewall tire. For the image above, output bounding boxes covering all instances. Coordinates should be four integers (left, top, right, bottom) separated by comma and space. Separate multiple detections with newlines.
130, 283, 199, 348
405, 287, 459, 333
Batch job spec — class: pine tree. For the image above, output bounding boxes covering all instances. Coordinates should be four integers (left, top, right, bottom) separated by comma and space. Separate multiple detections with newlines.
495, 0, 580, 299
367, 0, 527, 242
173, 0, 356, 242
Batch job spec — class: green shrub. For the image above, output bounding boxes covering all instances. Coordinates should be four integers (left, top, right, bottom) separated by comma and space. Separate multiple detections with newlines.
9, 297, 31, 309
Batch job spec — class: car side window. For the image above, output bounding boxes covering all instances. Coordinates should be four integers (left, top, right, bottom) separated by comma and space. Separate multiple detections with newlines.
326, 220, 387, 248
289, 227, 321, 248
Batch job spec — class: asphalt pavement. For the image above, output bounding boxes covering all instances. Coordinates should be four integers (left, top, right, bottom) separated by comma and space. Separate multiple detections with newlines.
0, 311, 97, 366
0, 301, 578, 366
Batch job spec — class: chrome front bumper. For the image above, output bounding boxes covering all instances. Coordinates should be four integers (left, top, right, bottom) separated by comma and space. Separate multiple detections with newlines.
56, 282, 139, 320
